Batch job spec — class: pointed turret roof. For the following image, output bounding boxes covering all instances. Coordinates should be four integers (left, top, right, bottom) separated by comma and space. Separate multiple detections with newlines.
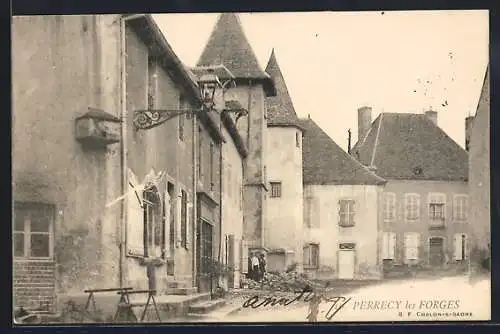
197, 13, 276, 96
265, 49, 303, 130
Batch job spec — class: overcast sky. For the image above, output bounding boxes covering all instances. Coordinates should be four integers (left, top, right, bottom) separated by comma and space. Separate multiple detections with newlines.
153, 10, 488, 151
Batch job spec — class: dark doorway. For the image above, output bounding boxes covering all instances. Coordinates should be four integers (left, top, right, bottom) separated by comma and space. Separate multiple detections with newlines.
197, 218, 214, 293
429, 237, 444, 266
227, 235, 235, 289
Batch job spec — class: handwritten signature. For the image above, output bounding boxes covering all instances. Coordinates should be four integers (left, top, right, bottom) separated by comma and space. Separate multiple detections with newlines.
241, 286, 352, 321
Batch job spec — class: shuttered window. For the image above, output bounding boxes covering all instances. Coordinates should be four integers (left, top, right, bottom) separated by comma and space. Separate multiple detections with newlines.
404, 194, 420, 221
339, 199, 355, 227
428, 193, 446, 220
383, 193, 396, 221
303, 243, 319, 268
381, 232, 396, 260
453, 233, 468, 261
453, 195, 468, 221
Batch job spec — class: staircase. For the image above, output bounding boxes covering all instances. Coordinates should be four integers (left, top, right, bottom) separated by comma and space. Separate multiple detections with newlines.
166, 281, 198, 295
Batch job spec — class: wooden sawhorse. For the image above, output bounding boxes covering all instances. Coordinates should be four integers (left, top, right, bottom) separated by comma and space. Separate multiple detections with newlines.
115, 289, 161, 323
83, 287, 133, 320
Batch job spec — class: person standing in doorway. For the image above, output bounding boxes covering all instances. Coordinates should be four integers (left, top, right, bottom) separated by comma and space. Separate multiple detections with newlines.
250, 252, 260, 281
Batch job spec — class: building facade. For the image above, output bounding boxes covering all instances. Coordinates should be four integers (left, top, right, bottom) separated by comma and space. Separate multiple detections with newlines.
301, 118, 386, 280
351, 108, 469, 274
468, 65, 490, 272
12, 14, 240, 311
264, 50, 305, 272
195, 13, 277, 265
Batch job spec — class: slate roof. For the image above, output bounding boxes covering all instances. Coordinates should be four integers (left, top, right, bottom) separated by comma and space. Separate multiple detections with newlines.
197, 13, 276, 96
265, 49, 303, 130
351, 113, 468, 181
300, 118, 387, 186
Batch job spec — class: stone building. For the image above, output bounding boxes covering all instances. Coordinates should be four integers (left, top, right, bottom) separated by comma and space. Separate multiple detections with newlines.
263, 49, 305, 272
351, 108, 470, 274
195, 13, 277, 269
12, 14, 245, 312
468, 65, 490, 272
300, 117, 386, 279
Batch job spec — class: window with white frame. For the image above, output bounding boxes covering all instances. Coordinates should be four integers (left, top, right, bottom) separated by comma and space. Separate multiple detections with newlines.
383, 193, 396, 221
382, 232, 396, 260
428, 193, 446, 220
270, 181, 282, 198
453, 233, 468, 261
303, 243, 319, 268
453, 195, 468, 221
404, 193, 420, 221
14, 202, 54, 259
339, 199, 355, 227
404, 232, 420, 262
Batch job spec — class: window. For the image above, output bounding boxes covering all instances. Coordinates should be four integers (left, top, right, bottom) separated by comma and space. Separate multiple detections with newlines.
180, 190, 188, 248
270, 182, 282, 198
404, 232, 420, 262
382, 232, 396, 260
428, 193, 446, 220
210, 142, 215, 191
453, 233, 468, 261
303, 243, 319, 268
453, 195, 468, 221
147, 55, 157, 110
383, 193, 396, 221
198, 127, 203, 181
404, 193, 420, 221
143, 185, 163, 258
14, 202, 54, 259
296, 132, 300, 148
338, 199, 355, 227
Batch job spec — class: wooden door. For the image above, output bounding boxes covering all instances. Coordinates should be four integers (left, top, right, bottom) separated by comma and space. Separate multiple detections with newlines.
429, 237, 444, 266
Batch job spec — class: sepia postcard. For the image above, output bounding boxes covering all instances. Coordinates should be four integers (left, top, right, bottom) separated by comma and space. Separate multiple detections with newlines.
12, 10, 490, 324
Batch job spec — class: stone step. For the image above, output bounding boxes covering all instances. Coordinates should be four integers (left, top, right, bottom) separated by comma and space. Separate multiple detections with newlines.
166, 281, 192, 289
188, 298, 226, 315
169, 287, 198, 295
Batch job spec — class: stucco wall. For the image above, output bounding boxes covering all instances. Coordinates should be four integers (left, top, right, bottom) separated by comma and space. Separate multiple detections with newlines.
468, 70, 490, 264
220, 125, 244, 288
12, 15, 123, 310
226, 85, 268, 249
265, 127, 303, 270
303, 184, 382, 280
382, 180, 469, 267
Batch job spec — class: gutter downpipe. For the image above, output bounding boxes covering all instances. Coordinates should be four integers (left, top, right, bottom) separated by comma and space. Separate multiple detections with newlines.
192, 104, 198, 288
119, 13, 146, 288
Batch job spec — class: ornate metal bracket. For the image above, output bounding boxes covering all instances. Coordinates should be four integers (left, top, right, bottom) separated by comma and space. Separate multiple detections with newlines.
133, 108, 201, 130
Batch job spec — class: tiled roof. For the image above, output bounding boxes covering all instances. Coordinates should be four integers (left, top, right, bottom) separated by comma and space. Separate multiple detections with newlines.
197, 13, 276, 96
300, 118, 387, 185
265, 49, 303, 130
351, 113, 468, 181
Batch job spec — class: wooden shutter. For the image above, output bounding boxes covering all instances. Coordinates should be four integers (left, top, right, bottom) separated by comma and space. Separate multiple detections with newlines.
163, 189, 171, 257
389, 233, 396, 259
127, 170, 145, 257
186, 200, 193, 250
228, 234, 235, 268
453, 234, 462, 260
413, 233, 420, 260
176, 190, 182, 247
404, 234, 410, 262
464, 234, 468, 260
382, 233, 389, 259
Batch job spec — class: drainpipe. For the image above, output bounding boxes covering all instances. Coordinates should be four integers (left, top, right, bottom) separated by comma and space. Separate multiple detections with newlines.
192, 108, 197, 288
119, 13, 146, 289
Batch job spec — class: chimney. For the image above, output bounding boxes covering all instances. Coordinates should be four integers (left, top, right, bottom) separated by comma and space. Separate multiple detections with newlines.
357, 106, 372, 141
465, 116, 474, 152
425, 108, 438, 126
347, 129, 352, 154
